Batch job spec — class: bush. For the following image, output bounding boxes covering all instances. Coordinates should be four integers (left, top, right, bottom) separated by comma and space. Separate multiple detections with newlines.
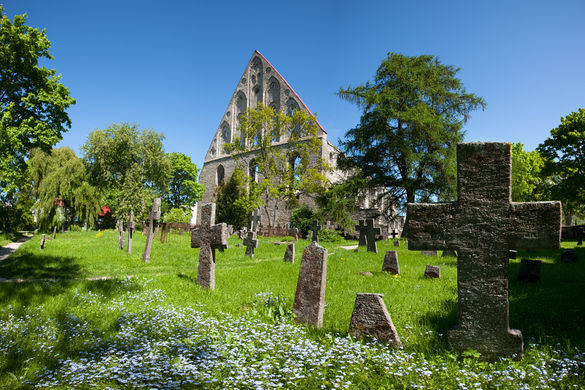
163, 207, 192, 223
318, 228, 345, 243
289, 206, 315, 238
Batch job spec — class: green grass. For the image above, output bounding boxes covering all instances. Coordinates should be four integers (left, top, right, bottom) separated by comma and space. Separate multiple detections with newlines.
0, 230, 583, 388
0, 232, 25, 247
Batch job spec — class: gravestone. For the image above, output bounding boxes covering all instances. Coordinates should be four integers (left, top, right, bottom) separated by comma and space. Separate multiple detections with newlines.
390, 229, 399, 239
408, 142, 562, 359
142, 198, 161, 262
355, 220, 367, 247
191, 203, 228, 290
290, 227, 300, 241
227, 224, 234, 237
382, 251, 399, 275
349, 293, 402, 346
40, 234, 46, 250
365, 219, 381, 253
509, 250, 517, 259
119, 230, 125, 250
421, 250, 437, 256
442, 249, 457, 257
52, 226, 57, 240
250, 208, 261, 232
578, 227, 584, 246
310, 220, 321, 242
117, 221, 124, 249
424, 264, 441, 279
127, 211, 135, 255
293, 241, 328, 328
393, 240, 400, 247
517, 259, 541, 282
284, 243, 295, 262
243, 230, 258, 258
561, 250, 578, 263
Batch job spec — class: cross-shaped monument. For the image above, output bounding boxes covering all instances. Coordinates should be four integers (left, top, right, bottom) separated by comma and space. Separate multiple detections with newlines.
310, 220, 321, 242
142, 198, 161, 263
249, 208, 261, 232
355, 220, 367, 246
390, 229, 399, 239
127, 211, 135, 255
365, 219, 381, 253
408, 143, 561, 359
191, 203, 229, 290
243, 230, 258, 258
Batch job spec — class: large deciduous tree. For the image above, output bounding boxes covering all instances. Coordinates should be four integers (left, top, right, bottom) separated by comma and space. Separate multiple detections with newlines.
164, 152, 204, 210
0, 7, 75, 195
511, 143, 546, 202
537, 108, 585, 220
226, 103, 330, 227
82, 123, 171, 222
337, 53, 486, 225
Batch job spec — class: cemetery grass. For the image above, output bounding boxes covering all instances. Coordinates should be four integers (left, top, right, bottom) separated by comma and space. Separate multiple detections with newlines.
0, 232, 25, 247
0, 231, 582, 388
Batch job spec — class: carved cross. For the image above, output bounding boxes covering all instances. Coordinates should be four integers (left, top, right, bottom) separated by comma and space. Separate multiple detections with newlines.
355, 220, 367, 246
243, 230, 258, 258
142, 198, 161, 263
365, 219, 381, 253
250, 208, 261, 232
390, 229, 399, 239
310, 220, 321, 242
408, 143, 561, 359
191, 203, 228, 290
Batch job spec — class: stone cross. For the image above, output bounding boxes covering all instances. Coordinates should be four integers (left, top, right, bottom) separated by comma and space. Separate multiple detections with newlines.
349, 293, 402, 346
408, 142, 561, 359
310, 220, 321, 242
293, 241, 328, 328
191, 203, 228, 290
355, 220, 367, 247
243, 230, 258, 258
365, 219, 380, 253
390, 229, 399, 239
40, 234, 46, 250
249, 208, 261, 232
142, 198, 161, 263
127, 211, 135, 255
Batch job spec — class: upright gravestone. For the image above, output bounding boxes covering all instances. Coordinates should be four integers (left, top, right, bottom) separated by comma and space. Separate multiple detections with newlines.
424, 265, 441, 279
365, 219, 381, 253
40, 234, 46, 250
349, 293, 402, 346
284, 243, 295, 263
290, 227, 300, 241
355, 220, 367, 247
310, 220, 321, 243
408, 142, 561, 359
127, 211, 134, 255
250, 208, 261, 232
142, 198, 161, 263
293, 241, 328, 328
393, 240, 400, 247
382, 251, 399, 274
578, 227, 584, 246
52, 226, 57, 240
117, 221, 124, 249
244, 230, 258, 258
517, 259, 541, 282
191, 203, 228, 290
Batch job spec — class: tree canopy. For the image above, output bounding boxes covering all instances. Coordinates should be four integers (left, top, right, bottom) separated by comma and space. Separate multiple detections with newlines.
337, 52, 486, 212
164, 152, 204, 210
537, 108, 585, 217
511, 143, 546, 202
0, 7, 75, 195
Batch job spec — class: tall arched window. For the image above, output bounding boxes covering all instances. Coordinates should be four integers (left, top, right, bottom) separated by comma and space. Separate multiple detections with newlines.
249, 159, 258, 183
221, 122, 231, 153
217, 165, 225, 186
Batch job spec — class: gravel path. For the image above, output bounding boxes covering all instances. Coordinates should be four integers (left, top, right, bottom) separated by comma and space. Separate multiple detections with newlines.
0, 235, 32, 262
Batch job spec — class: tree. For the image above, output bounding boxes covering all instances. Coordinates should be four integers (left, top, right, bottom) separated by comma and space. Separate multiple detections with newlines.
0, 7, 75, 196
164, 152, 204, 211
537, 108, 585, 220
226, 103, 330, 227
337, 53, 486, 219
511, 143, 546, 202
28, 147, 101, 230
81, 123, 172, 222
315, 174, 367, 231
215, 168, 249, 229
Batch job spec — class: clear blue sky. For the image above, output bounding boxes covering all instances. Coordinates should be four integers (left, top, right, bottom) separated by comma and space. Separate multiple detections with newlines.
3, 0, 584, 172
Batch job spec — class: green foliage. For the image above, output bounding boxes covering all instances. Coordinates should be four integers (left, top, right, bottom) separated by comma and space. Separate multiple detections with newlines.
537, 108, 585, 217
337, 52, 486, 207
317, 228, 345, 243
215, 169, 249, 229
28, 147, 101, 231
226, 103, 330, 226
164, 152, 204, 210
162, 207, 192, 223
289, 205, 316, 238
511, 143, 546, 202
316, 174, 367, 231
82, 123, 172, 222
0, 191, 35, 231
0, 7, 75, 196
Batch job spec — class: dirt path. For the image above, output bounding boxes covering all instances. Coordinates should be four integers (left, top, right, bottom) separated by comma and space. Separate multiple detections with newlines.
0, 235, 33, 262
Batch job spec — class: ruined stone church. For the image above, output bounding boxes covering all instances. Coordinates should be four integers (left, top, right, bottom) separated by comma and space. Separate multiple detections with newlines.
198, 51, 402, 234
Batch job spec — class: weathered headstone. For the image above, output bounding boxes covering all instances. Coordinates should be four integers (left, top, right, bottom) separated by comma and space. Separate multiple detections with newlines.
119, 230, 125, 250
408, 142, 561, 358
243, 230, 258, 258
142, 198, 161, 263
382, 251, 399, 274
52, 225, 57, 240
284, 243, 295, 262
191, 203, 228, 290
561, 249, 578, 263
442, 249, 457, 257
227, 224, 234, 237
127, 211, 135, 255
393, 240, 400, 247
310, 220, 321, 242
509, 250, 517, 259
421, 250, 438, 256
349, 293, 402, 346
355, 220, 367, 247
40, 234, 46, 250
365, 219, 381, 253
517, 259, 541, 282
293, 242, 328, 328
117, 220, 124, 249
424, 264, 441, 279
250, 208, 261, 232
290, 227, 300, 241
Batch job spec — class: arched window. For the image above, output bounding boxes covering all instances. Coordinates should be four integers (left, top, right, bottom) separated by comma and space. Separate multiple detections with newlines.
268, 76, 280, 112
289, 153, 302, 184
221, 122, 231, 153
249, 159, 258, 183
217, 165, 225, 186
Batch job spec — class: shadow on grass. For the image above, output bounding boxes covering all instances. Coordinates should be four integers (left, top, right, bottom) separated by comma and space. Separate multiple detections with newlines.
0, 251, 82, 280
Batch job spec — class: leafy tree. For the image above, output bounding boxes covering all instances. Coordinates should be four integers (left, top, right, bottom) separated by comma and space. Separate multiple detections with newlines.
162, 207, 192, 224
537, 108, 585, 220
164, 152, 204, 211
289, 205, 316, 238
511, 143, 546, 202
315, 174, 367, 231
28, 147, 101, 230
215, 169, 249, 229
337, 53, 486, 220
81, 123, 171, 222
0, 7, 75, 196
226, 103, 330, 227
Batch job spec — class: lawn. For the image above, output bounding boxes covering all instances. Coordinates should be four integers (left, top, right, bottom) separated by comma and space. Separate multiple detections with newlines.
0, 230, 583, 389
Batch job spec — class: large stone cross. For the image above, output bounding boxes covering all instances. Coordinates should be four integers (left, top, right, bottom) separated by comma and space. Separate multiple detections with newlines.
191, 203, 228, 290
249, 208, 261, 232
408, 142, 561, 359
365, 219, 381, 253
355, 220, 367, 247
243, 230, 258, 258
310, 220, 321, 242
